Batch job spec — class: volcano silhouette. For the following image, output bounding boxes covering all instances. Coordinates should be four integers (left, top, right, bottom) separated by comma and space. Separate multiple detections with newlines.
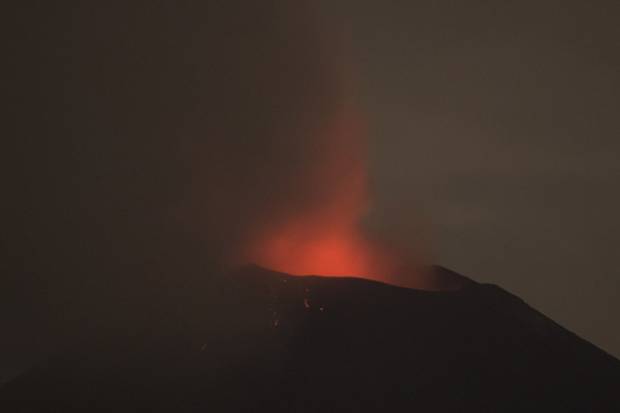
1, 265, 619, 411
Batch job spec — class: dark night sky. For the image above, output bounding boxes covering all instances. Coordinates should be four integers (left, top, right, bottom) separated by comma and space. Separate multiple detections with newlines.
322, 0, 620, 357
2, 1, 619, 383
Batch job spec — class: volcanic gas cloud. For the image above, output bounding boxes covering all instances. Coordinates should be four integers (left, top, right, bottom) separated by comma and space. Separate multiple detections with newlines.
243, 107, 403, 283
176, 2, 426, 287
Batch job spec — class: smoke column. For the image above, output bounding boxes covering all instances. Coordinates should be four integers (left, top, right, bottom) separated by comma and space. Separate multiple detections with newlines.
183, 3, 425, 284
217, 4, 428, 286
242, 105, 396, 280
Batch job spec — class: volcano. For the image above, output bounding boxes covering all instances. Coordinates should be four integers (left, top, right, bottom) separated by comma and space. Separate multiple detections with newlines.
1, 265, 619, 411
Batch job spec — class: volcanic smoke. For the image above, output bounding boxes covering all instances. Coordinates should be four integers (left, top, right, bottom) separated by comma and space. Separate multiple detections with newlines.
210, 5, 427, 286
168, 2, 427, 288
243, 107, 403, 283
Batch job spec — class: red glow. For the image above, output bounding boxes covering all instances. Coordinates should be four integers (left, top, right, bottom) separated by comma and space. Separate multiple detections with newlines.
244, 108, 398, 282
249, 218, 390, 277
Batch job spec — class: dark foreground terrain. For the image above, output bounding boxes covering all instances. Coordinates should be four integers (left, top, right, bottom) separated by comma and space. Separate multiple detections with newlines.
1, 266, 619, 411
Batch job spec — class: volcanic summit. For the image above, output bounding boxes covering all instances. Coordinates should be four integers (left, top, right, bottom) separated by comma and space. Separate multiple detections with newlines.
1, 265, 619, 412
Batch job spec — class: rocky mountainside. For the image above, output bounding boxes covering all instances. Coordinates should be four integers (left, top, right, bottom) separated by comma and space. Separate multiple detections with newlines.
1, 265, 619, 411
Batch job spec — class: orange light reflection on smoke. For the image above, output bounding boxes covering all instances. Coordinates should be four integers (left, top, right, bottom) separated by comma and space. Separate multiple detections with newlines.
245, 108, 398, 282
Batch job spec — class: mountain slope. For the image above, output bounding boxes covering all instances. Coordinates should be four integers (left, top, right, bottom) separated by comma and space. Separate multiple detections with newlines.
1, 265, 619, 411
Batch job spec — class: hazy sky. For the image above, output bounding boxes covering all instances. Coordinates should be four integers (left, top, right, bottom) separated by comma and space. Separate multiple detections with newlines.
322, 0, 620, 356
